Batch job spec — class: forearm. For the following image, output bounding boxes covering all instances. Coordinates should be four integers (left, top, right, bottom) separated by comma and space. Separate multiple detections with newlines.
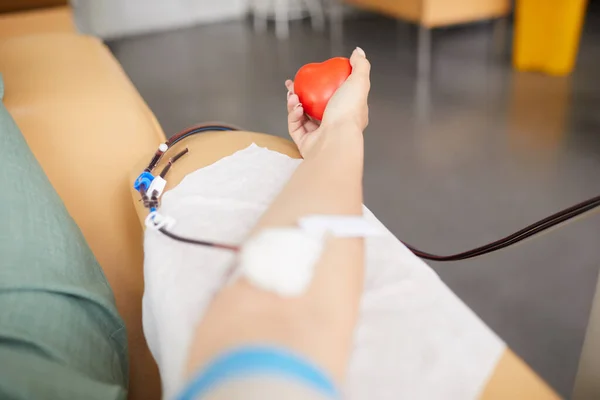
256, 128, 364, 226
185, 127, 365, 384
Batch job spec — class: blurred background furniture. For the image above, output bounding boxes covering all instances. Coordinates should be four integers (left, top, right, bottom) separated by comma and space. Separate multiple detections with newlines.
249, 0, 326, 38
0, 0, 66, 13
0, 5, 72, 38
332, 0, 511, 75
513, 0, 588, 76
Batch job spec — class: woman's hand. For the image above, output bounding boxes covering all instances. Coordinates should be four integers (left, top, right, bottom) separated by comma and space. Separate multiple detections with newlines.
285, 47, 371, 158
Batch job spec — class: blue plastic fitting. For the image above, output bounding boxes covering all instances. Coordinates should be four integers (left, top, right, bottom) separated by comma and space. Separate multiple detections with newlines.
134, 171, 155, 192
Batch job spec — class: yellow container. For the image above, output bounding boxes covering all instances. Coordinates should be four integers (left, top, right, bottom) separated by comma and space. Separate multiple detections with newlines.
513, 0, 588, 76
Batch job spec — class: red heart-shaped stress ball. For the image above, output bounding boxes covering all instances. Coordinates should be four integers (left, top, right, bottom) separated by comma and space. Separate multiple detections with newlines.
294, 57, 352, 121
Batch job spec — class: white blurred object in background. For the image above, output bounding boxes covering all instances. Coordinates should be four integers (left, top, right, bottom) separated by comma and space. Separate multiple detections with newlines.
249, 0, 325, 39
72, 0, 248, 39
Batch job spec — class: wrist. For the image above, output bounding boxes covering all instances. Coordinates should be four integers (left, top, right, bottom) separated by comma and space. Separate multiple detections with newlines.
319, 119, 364, 138
308, 124, 364, 160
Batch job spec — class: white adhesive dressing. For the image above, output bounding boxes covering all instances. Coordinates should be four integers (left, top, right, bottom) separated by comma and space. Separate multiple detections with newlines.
239, 216, 380, 296
239, 228, 325, 296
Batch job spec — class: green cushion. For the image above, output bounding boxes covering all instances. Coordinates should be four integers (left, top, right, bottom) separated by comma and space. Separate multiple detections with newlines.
0, 74, 128, 399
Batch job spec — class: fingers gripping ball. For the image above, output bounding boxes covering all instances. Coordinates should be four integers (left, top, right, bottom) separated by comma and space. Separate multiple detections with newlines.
294, 57, 352, 121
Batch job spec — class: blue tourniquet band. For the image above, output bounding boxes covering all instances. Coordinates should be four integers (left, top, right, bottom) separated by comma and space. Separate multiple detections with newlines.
177, 346, 339, 400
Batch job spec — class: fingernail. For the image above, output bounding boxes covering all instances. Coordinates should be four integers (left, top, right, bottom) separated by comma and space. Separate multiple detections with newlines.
355, 46, 366, 57
293, 103, 302, 110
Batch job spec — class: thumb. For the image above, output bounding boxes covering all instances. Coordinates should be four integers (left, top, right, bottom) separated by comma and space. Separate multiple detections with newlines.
349, 47, 371, 81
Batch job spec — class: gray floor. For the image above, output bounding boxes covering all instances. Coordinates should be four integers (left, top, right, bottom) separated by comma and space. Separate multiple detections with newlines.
109, 11, 600, 398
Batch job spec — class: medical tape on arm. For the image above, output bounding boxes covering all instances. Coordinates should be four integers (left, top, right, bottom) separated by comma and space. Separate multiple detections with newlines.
237, 215, 381, 297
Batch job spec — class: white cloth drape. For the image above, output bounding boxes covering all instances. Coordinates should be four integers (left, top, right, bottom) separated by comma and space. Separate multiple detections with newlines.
142, 144, 505, 399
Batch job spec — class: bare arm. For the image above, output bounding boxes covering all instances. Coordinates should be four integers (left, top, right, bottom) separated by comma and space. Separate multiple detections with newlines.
185, 48, 371, 385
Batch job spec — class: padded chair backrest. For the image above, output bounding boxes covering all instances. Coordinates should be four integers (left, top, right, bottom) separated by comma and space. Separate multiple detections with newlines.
0, 33, 165, 400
